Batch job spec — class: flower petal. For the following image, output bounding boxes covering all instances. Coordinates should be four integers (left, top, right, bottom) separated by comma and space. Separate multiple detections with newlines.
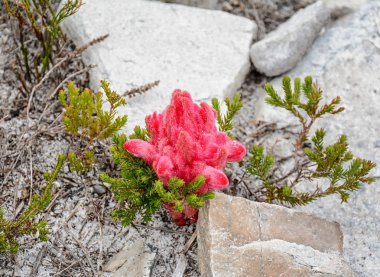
123, 139, 157, 164
163, 203, 187, 226
146, 112, 162, 144
201, 166, 229, 191
176, 130, 196, 164
200, 102, 217, 132
154, 155, 174, 184
226, 140, 246, 161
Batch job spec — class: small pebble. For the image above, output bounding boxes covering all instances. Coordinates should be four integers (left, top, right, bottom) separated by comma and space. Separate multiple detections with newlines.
222, 2, 233, 11
303, 142, 312, 149
53, 181, 61, 189
92, 184, 107, 195
374, 140, 380, 148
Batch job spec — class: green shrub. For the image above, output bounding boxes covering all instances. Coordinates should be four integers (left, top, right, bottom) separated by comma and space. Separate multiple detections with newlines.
4, 0, 81, 87
59, 81, 127, 174
100, 93, 243, 226
0, 154, 64, 254
100, 132, 215, 226
246, 76, 376, 206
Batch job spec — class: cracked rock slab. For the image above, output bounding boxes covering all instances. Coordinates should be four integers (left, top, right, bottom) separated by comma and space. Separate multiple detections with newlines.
103, 236, 156, 277
60, 0, 256, 133
250, 1, 330, 77
103, 238, 144, 272
197, 193, 355, 277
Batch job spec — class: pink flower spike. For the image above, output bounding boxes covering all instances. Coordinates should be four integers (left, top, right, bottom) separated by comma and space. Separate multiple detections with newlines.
123, 139, 157, 164
154, 156, 174, 184
176, 130, 196, 164
201, 166, 229, 191
123, 89, 246, 225
226, 140, 247, 161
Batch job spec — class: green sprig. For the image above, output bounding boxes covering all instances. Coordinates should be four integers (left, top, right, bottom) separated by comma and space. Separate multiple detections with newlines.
212, 93, 243, 138
0, 154, 64, 253
246, 76, 376, 206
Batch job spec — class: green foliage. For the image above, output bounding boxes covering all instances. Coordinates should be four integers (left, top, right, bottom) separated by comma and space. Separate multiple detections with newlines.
4, 0, 82, 85
60, 81, 127, 141
212, 93, 243, 138
265, 76, 344, 149
246, 76, 376, 206
128, 125, 150, 141
67, 150, 94, 174
154, 176, 214, 212
101, 130, 214, 226
59, 81, 127, 174
248, 145, 326, 206
0, 154, 64, 254
100, 132, 161, 226
304, 129, 376, 202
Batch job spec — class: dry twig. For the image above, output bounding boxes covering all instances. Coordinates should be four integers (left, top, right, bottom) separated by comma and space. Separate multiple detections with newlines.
123, 80, 160, 98
52, 260, 80, 277
29, 245, 47, 277
66, 223, 97, 276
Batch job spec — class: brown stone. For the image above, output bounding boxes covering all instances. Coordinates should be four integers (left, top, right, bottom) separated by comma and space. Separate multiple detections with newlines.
257, 202, 343, 253
197, 193, 356, 277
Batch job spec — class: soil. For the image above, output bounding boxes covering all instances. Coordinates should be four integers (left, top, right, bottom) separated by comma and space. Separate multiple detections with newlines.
220, 0, 316, 38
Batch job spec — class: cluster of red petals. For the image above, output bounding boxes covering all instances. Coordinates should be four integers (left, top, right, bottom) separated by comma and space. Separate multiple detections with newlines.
123, 90, 246, 225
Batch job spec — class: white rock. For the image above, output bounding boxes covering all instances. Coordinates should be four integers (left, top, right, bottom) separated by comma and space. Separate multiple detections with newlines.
254, 2, 380, 276
103, 237, 144, 272
60, 0, 256, 133
250, 1, 330, 77
103, 236, 156, 277
113, 251, 156, 277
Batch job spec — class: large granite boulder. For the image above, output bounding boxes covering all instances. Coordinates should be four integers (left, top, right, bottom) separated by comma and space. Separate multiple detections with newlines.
60, 0, 257, 133
250, 1, 330, 77
197, 193, 355, 277
254, 2, 380, 276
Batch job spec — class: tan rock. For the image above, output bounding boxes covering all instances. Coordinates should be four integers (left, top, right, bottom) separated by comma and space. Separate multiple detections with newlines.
197, 193, 356, 277
257, 201, 343, 253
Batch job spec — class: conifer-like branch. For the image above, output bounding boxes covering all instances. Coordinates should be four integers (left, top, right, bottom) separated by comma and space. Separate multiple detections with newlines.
154, 176, 214, 212
123, 80, 160, 98
265, 76, 344, 150
212, 93, 243, 138
100, 132, 160, 226
0, 154, 64, 253
246, 76, 376, 206
4, 0, 82, 87
59, 81, 127, 173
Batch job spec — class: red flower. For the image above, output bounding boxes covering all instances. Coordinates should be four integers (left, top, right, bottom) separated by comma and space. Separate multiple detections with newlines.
124, 90, 246, 225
